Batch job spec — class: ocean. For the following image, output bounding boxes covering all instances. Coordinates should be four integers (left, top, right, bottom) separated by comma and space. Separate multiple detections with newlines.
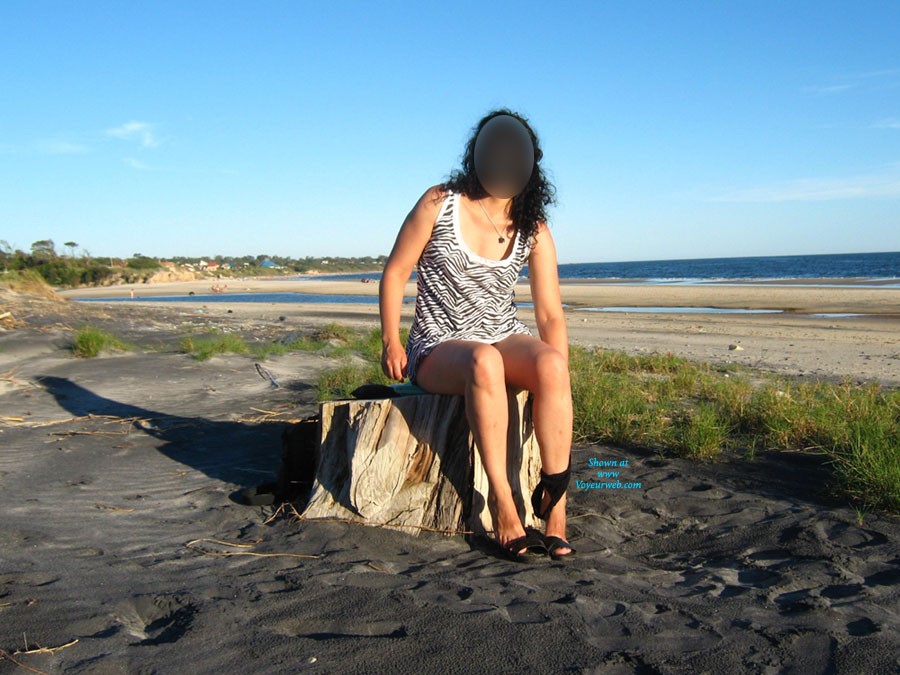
72, 251, 900, 308
297, 251, 900, 285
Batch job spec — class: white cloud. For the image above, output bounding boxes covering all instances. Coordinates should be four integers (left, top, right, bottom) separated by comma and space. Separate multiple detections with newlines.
803, 69, 900, 96
36, 139, 90, 154
801, 84, 854, 95
856, 68, 900, 80
707, 164, 900, 203
124, 157, 151, 170
872, 118, 900, 129
107, 121, 159, 148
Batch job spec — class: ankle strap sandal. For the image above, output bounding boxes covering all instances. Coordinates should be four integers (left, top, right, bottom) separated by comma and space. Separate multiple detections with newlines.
530, 458, 572, 521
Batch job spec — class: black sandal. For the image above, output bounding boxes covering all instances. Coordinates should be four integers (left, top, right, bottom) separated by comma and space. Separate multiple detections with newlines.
530, 460, 577, 560
497, 527, 548, 562
543, 535, 577, 561
530, 459, 572, 520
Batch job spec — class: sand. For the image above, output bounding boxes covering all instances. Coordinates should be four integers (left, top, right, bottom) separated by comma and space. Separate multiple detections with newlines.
60, 277, 900, 386
59, 275, 900, 314
1, 285, 899, 673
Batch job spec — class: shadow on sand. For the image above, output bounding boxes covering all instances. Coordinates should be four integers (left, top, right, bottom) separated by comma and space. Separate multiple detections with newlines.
37, 375, 291, 503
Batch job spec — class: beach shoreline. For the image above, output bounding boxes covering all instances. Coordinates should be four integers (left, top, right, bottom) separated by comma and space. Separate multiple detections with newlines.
56, 278, 900, 387
58, 276, 900, 313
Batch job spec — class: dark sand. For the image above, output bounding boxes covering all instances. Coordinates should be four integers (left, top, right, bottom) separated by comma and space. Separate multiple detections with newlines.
1, 291, 899, 674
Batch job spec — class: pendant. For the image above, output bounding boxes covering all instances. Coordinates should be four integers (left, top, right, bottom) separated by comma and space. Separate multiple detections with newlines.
498, 237, 505, 244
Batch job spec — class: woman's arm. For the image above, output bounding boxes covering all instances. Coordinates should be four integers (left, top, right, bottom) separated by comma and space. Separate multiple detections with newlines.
379, 185, 445, 380
527, 222, 568, 363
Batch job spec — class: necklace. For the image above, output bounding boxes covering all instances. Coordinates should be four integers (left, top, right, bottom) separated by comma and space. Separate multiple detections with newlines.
477, 200, 511, 244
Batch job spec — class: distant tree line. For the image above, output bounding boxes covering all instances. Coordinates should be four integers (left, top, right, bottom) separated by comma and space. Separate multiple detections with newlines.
170, 253, 388, 274
0, 239, 387, 288
0, 239, 116, 286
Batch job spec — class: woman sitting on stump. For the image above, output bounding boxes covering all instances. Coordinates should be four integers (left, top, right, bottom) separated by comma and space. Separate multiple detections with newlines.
379, 108, 575, 561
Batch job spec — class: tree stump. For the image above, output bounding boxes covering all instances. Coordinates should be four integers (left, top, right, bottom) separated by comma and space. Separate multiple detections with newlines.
299, 389, 543, 537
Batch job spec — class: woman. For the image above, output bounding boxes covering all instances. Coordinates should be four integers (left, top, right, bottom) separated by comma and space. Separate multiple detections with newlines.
379, 109, 575, 561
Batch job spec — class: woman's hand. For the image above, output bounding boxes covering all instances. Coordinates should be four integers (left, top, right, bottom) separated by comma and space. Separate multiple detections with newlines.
381, 340, 408, 381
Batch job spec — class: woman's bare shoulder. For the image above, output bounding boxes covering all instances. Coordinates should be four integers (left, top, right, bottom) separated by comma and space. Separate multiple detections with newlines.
529, 220, 553, 250
410, 184, 449, 220
423, 183, 449, 206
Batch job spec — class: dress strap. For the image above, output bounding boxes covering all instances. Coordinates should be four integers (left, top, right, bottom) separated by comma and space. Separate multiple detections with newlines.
434, 189, 455, 224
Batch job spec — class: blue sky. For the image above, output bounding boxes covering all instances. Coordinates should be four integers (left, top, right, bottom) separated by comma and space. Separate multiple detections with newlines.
2, 1, 899, 264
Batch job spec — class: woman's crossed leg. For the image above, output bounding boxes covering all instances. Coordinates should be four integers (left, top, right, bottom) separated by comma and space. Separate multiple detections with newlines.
414, 333, 573, 556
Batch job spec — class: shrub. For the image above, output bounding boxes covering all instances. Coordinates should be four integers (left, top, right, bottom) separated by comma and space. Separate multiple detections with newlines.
72, 326, 132, 358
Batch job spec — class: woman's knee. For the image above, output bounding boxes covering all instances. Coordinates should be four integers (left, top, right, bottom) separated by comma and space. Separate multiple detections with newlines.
534, 347, 570, 391
468, 344, 505, 388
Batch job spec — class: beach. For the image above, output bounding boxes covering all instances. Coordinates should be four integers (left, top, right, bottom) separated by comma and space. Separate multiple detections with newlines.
1, 280, 899, 673
61, 277, 900, 386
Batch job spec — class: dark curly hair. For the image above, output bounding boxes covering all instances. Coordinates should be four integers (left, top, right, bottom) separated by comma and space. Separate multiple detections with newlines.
440, 108, 556, 247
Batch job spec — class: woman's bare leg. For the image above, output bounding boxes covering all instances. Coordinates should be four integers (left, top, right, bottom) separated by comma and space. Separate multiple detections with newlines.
414, 340, 529, 552
493, 334, 573, 555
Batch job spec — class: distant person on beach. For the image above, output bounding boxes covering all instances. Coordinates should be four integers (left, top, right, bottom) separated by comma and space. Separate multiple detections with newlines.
379, 109, 574, 561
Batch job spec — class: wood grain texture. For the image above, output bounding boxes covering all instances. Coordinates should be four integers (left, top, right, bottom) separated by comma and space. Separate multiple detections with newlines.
300, 389, 542, 536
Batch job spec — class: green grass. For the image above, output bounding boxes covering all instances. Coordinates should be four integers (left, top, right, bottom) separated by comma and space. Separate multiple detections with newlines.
179, 331, 250, 361
316, 361, 393, 402
0, 268, 63, 300
71, 325, 133, 358
308, 332, 899, 514
178, 322, 408, 366
567, 345, 899, 511
312, 324, 407, 399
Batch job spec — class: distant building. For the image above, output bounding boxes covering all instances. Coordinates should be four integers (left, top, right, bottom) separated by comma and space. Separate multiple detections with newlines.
260, 259, 281, 269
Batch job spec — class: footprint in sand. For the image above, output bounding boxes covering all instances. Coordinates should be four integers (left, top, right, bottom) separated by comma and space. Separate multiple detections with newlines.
112, 593, 197, 645
688, 482, 733, 499
0, 571, 60, 588
277, 619, 407, 640
846, 616, 880, 636
772, 588, 830, 614
745, 548, 797, 570
820, 583, 864, 600
818, 520, 889, 549
865, 567, 900, 587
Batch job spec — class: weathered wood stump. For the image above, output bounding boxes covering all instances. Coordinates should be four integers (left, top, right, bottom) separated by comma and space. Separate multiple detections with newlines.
299, 389, 543, 537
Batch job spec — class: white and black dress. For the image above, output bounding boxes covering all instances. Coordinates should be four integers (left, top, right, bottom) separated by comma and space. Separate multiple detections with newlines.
404, 190, 534, 385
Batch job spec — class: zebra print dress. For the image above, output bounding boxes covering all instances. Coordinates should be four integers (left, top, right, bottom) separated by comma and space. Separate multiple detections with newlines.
404, 190, 534, 385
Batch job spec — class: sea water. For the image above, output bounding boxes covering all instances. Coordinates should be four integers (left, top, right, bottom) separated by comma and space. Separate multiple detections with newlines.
295, 251, 899, 286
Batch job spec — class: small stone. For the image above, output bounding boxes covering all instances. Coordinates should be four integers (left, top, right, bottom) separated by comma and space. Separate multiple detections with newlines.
277, 332, 300, 345
728, 344, 744, 351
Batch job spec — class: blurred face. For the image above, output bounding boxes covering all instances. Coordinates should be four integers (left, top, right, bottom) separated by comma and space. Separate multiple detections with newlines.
473, 115, 534, 199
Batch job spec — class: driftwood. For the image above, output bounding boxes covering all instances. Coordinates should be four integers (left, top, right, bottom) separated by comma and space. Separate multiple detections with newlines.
299, 389, 542, 536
